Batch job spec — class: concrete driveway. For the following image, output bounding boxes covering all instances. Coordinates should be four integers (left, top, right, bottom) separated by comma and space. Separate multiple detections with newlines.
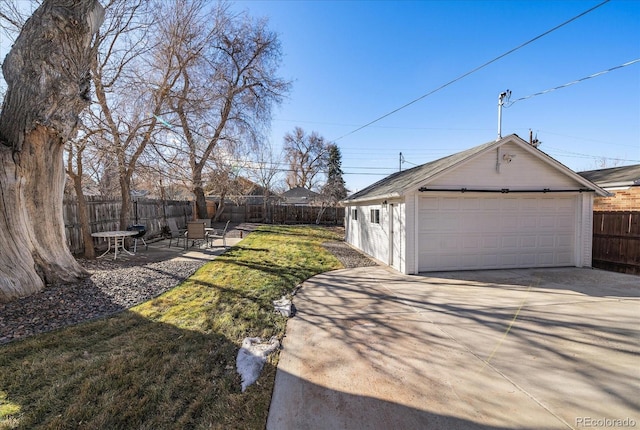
267, 266, 639, 430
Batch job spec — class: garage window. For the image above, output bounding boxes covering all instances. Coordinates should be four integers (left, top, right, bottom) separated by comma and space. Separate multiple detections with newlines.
370, 209, 380, 224
352, 208, 358, 220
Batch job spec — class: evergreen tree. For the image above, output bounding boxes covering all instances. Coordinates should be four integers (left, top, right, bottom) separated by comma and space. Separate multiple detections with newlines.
322, 144, 348, 203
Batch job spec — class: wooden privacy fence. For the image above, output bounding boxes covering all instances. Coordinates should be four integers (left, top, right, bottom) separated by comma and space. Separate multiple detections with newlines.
63, 197, 192, 254
63, 197, 345, 254
271, 205, 344, 224
592, 211, 640, 275
211, 203, 345, 225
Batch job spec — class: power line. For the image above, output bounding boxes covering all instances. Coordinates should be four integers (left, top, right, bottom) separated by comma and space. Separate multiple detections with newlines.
332, 0, 611, 142
544, 146, 640, 163
274, 118, 492, 132
521, 129, 639, 149
506, 58, 640, 107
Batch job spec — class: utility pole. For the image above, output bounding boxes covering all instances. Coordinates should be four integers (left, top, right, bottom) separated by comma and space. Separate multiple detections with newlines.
497, 90, 511, 140
399, 152, 404, 172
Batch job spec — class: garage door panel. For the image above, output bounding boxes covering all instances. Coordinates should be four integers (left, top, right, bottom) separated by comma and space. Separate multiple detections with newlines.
501, 216, 519, 229
555, 252, 573, 265
481, 197, 500, 210
520, 199, 541, 211
556, 216, 574, 229
555, 198, 575, 210
518, 253, 538, 266
439, 217, 460, 231
419, 195, 576, 271
462, 236, 481, 250
498, 254, 519, 266
537, 254, 554, 265
441, 198, 461, 210
538, 235, 556, 247
519, 217, 538, 230
483, 236, 499, 249
501, 236, 519, 248
480, 254, 499, 266
499, 198, 519, 211
521, 236, 537, 248
556, 234, 573, 247
539, 216, 557, 228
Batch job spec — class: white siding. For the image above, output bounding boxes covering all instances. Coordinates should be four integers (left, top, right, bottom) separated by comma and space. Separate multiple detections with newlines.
345, 202, 389, 264
429, 142, 580, 190
388, 201, 406, 273
406, 193, 418, 274
578, 193, 594, 267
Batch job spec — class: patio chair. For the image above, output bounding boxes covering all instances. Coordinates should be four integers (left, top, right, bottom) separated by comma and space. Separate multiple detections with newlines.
207, 220, 230, 248
167, 218, 186, 248
186, 221, 208, 249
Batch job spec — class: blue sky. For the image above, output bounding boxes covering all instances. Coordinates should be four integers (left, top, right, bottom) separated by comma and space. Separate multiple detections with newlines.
233, 0, 640, 192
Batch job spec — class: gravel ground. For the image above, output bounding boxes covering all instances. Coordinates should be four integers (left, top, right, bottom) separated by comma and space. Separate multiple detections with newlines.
0, 259, 203, 345
0, 235, 376, 345
322, 241, 378, 269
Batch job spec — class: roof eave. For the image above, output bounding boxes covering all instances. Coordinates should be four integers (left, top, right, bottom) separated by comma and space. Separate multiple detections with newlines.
342, 192, 402, 205
596, 181, 639, 189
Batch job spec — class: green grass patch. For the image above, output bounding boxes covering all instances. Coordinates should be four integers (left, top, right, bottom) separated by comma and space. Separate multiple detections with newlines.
0, 225, 342, 429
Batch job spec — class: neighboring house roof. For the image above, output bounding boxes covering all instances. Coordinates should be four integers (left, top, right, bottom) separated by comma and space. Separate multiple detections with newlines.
281, 187, 320, 205
344, 134, 608, 203
578, 164, 640, 189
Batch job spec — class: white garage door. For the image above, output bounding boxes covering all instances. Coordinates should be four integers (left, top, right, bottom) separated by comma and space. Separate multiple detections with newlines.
418, 194, 577, 271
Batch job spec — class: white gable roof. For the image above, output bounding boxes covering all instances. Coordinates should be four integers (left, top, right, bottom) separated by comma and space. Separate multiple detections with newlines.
344, 134, 609, 203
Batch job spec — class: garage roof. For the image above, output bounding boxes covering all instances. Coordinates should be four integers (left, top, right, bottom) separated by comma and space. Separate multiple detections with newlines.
343, 134, 608, 203
578, 164, 640, 188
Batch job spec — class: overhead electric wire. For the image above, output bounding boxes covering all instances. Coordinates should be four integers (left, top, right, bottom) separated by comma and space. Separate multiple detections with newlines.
544, 146, 640, 163
506, 58, 640, 107
332, 0, 611, 142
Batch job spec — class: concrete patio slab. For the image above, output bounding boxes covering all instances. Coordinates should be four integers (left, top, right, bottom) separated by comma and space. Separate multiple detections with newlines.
267, 266, 639, 430
91, 236, 243, 264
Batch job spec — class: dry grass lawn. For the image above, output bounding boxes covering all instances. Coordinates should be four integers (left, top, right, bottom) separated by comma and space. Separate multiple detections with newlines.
0, 225, 343, 429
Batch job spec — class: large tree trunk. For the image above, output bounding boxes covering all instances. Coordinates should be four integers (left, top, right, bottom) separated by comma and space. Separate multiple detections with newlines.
192, 169, 208, 220
0, 0, 104, 302
194, 187, 208, 220
119, 174, 132, 229
212, 191, 227, 223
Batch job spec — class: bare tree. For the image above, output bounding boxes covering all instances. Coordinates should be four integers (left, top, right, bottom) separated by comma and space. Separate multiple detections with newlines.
283, 127, 329, 191
164, 1, 290, 219
206, 153, 250, 222
0, 1, 40, 98
85, 0, 178, 230
66, 132, 100, 259
0, 1, 38, 30
592, 156, 623, 170
0, 0, 104, 301
248, 142, 284, 222
0, 1, 27, 33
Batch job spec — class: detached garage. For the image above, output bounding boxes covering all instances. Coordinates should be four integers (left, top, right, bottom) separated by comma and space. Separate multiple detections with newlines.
343, 134, 609, 274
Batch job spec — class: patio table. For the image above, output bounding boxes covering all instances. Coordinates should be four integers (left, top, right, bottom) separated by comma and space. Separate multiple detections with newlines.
91, 230, 137, 260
